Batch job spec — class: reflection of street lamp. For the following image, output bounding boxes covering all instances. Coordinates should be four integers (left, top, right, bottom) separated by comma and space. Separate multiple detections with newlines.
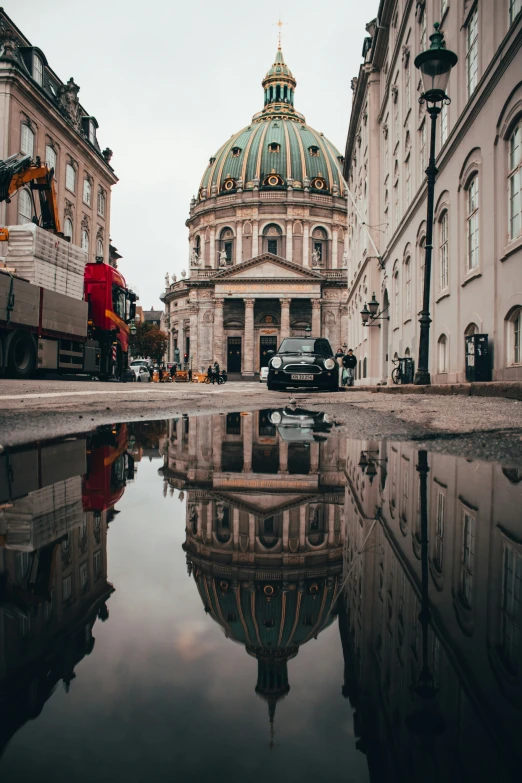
130, 322, 137, 336
358, 449, 387, 485
413, 24, 458, 385
405, 449, 446, 738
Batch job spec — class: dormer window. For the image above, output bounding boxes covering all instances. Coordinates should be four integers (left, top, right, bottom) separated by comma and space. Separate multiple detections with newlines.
231, 146, 242, 157
209, 157, 216, 166
263, 172, 284, 187
222, 177, 237, 192
81, 116, 98, 145
337, 155, 345, 165
269, 142, 280, 153
309, 145, 320, 157
88, 121, 96, 145
33, 55, 43, 86
311, 176, 327, 191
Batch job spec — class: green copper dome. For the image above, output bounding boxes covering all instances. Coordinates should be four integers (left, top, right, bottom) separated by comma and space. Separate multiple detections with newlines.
198, 49, 345, 199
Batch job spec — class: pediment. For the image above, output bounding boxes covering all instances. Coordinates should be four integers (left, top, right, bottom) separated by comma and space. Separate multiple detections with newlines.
213, 253, 323, 281
211, 491, 321, 518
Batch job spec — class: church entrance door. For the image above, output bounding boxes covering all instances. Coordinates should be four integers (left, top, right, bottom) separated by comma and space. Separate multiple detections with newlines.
227, 336, 242, 373
259, 336, 277, 368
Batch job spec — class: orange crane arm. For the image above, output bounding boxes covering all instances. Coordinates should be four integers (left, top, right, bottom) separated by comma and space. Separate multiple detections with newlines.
0, 153, 61, 234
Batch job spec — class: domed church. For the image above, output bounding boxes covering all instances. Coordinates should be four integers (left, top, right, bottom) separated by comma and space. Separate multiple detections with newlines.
162, 45, 349, 376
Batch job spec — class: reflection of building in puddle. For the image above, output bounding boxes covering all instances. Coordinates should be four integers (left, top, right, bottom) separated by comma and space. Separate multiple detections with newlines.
0, 425, 133, 757
341, 440, 522, 781
162, 410, 346, 725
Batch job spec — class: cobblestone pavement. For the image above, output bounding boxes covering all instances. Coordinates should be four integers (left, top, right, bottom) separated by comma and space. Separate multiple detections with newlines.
0, 378, 521, 463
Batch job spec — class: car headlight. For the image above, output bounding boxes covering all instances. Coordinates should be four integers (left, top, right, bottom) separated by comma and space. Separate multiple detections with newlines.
324, 358, 336, 370
270, 411, 282, 424
323, 413, 330, 423
271, 356, 282, 369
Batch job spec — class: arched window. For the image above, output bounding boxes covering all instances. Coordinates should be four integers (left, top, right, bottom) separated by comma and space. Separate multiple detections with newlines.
507, 307, 522, 365
509, 120, 521, 241
45, 144, 57, 172
219, 227, 234, 264
312, 227, 327, 267
64, 217, 73, 239
404, 257, 411, 316
18, 189, 32, 223
393, 269, 400, 323
97, 189, 106, 217
467, 175, 479, 271
263, 223, 282, 256
465, 323, 478, 337
83, 178, 92, 206
21, 124, 34, 157
96, 236, 103, 259
33, 54, 43, 86
439, 210, 449, 290
81, 229, 89, 254
66, 163, 76, 193
438, 334, 448, 373
195, 235, 201, 257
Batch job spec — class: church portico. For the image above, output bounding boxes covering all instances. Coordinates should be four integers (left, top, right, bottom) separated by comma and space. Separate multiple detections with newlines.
162, 44, 348, 374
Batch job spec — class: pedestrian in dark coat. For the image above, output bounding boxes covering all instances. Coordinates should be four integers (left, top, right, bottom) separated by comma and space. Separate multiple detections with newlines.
342, 349, 357, 386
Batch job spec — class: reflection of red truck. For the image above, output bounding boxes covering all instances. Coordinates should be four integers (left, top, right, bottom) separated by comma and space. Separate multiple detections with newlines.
0, 153, 136, 379
83, 424, 134, 513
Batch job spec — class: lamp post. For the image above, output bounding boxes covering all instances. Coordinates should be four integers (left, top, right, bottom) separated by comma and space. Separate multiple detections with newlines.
414, 24, 458, 385
360, 293, 389, 328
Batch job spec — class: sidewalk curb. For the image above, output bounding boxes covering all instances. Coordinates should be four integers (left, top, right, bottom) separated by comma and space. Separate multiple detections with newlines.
339, 381, 522, 401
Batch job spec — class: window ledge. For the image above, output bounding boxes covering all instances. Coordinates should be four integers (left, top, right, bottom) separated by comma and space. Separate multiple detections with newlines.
500, 234, 522, 263
65, 187, 75, 195
461, 270, 482, 287
393, 326, 400, 332
436, 290, 450, 303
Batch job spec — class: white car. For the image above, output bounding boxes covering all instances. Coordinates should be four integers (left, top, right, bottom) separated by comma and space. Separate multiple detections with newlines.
259, 367, 269, 383
131, 364, 151, 382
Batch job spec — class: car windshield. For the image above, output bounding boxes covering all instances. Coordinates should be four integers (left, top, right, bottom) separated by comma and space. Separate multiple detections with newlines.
278, 338, 333, 356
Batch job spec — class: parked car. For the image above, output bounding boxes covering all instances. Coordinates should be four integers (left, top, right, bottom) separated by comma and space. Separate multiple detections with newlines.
130, 359, 151, 371
131, 364, 151, 382
269, 407, 332, 441
121, 368, 136, 383
267, 337, 338, 392
259, 367, 269, 383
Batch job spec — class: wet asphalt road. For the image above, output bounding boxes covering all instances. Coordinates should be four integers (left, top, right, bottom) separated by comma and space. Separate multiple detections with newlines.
0, 378, 521, 464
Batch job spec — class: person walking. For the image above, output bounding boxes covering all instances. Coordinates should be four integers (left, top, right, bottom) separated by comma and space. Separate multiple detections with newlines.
207, 364, 214, 384
335, 346, 345, 388
342, 349, 357, 387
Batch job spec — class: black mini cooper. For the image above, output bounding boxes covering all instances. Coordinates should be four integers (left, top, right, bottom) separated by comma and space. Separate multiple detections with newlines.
267, 337, 338, 392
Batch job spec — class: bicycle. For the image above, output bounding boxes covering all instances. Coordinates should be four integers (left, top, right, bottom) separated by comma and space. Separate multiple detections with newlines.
391, 357, 407, 385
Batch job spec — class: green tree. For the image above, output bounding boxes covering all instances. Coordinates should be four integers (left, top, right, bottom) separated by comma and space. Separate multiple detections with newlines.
130, 322, 168, 363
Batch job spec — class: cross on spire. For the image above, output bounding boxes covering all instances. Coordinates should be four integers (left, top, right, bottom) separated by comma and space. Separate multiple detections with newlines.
274, 17, 287, 50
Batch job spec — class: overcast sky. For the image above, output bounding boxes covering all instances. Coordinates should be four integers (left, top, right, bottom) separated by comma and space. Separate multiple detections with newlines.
13, 0, 378, 309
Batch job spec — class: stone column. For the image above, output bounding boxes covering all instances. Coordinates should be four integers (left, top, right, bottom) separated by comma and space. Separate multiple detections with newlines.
279, 440, 289, 473
248, 513, 255, 551
169, 328, 174, 362
243, 298, 255, 376
233, 508, 240, 546
209, 227, 216, 268
212, 415, 222, 471
243, 413, 253, 472
303, 223, 309, 266
332, 226, 338, 269
310, 442, 319, 473
282, 510, 290, 551
213, 299, 224, 366
299, 506, 306, 549
236, 222, 243, 264
252, 220, 259, 257
286, 221, 293, 263
312, 299, 321, 336
189, 306, 198, 370
280, 298, 291, 341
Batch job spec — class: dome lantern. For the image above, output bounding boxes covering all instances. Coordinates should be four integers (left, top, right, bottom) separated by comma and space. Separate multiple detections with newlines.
262, 48, 297, 112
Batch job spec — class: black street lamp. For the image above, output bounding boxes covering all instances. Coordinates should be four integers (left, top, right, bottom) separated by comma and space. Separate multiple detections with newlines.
414, 24, 458, 385
358, 449, 388, 485
360, 293, 389, 328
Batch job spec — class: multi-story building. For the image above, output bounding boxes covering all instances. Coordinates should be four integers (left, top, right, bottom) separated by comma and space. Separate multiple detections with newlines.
344, 0, 522, 384
161, 47, 348, 376
0, 9, 117, 265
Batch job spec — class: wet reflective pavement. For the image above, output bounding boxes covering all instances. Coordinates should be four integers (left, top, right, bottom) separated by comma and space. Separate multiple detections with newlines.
0, 410, 521, 782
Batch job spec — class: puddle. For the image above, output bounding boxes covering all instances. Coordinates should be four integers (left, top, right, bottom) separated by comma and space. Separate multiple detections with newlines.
0, 411, 521, 782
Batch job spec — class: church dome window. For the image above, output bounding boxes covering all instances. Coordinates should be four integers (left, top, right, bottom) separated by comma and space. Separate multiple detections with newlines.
263, 171, 284, 187
222, 177, 237, 192
308, 145, 320, 157
231, 146, 242, 157
269, 142, 281, 153
311, 176, 327, 191
209, 156, 216, 166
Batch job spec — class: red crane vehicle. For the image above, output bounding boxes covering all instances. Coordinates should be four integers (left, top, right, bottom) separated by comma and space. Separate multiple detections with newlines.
0, 153, 136, 379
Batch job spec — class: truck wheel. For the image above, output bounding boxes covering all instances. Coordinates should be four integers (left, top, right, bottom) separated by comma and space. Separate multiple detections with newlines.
8, 332, 36, 379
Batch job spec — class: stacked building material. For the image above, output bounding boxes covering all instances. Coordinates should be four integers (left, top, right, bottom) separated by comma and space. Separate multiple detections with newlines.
4, 224, 88, 300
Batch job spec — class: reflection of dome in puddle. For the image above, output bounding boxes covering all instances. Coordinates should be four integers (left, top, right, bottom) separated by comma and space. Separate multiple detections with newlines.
183, 493, 344, 724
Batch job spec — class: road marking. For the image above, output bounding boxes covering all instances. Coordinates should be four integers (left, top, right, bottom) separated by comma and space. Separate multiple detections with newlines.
0, 386, 246, 401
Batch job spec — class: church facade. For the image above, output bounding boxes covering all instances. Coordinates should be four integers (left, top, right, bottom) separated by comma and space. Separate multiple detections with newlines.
162, 48, 348, 375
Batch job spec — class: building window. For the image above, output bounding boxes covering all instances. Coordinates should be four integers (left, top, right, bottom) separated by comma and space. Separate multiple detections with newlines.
33, 54, 43, 86
394, 271, 400, 323
97, 189, 106, 217
15, 551, 31, 581
62, 574, 72, 602
440, 211, 449, 290
405, 63, 411, 112
66, 163, 76, 193
460, 510, 475, 608
501, 545, 521, 673
80, 562, 89, 592
96, 237, 104, 258
267, 238, 278, 255
83, 178, 92, 206
21, 124, 35, 157
269, 142, 280, 153
440, 101, 448, 145
467, 176, 479, 271
509, 0, 522, 25
510, 308, 521, 365
438, 334, 448, 373
466, 6, 479, 97
231, 146, 242, 157
309, 145, 320, 156
509, 121, 521, 241
18, 189, 32, 224
93, 550, 102, 580
419, 121, 427, 177
405, 155, 411, 205
394, 177, 399, 227
404, 258, 411, 316
45, 144, 57, 172
434, 490, 445, 571
88, 120, 96, 145
64, 217, 73, 239
81, 229, 89, 254
420, 8, 427, 51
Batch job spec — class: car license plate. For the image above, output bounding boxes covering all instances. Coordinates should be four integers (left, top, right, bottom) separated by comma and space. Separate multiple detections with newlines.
291, 374, 314, 381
